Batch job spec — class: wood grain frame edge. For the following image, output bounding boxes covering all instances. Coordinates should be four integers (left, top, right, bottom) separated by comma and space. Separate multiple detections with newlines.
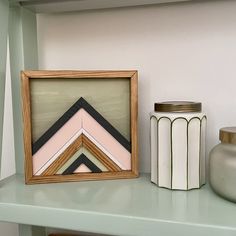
26, 171, 138, 185
130, 71, 139, 176
22, 70, 137, 78
21, 71, 33, 184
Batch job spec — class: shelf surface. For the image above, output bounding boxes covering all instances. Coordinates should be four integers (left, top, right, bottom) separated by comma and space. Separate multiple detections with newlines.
0, 174, 236, 236
10, 0, 192, 13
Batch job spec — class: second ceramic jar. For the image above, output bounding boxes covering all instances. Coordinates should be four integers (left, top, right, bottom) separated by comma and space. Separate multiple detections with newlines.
209, 127, 236, 202
150, 101, 207, 190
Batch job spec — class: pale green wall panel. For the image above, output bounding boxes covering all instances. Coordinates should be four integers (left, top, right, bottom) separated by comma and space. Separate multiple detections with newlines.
19, 225, 32, 236
19, 225, 46, 236
21, 7, 38, 69
8, 6, 25, 175
8, 6, 38, 174
0, 0, 9, 177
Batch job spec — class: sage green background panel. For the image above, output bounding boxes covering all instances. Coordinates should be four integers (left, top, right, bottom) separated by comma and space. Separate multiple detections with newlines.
8, 6, 38, 174
19, 225, 46, 236
0, 174, 236, 236
30, 78, 130, 142
0, 0, 9, 177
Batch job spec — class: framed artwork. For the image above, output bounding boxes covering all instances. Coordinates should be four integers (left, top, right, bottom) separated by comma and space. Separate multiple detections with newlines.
21, 70, 138, 184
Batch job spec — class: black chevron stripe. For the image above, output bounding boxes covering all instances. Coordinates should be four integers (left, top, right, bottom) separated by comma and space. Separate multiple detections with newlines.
32, 97, 131, 155
62, 153, 102, 175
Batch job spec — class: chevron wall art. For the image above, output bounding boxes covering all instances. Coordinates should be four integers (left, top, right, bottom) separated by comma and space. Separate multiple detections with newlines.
21, 70, 138, 184
33, 97, 130, 176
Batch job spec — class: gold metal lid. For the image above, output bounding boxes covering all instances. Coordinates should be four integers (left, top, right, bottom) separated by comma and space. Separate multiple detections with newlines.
154, 101, 202, 113
219, 127, 236, 144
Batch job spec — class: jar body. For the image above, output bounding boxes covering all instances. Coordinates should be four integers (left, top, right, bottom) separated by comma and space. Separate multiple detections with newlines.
150, 112, 207, 190
209, 143, 236, 202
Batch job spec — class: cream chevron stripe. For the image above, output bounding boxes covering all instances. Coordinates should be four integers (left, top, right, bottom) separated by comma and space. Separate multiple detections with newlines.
64, 153, 102, 174
56, 147, 108, 174
41, 135, 83, 176
56, 147, 83, 174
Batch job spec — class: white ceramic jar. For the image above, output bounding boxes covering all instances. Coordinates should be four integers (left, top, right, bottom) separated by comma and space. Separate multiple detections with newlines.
209, 127, 236, 202
150, 101, 207, 190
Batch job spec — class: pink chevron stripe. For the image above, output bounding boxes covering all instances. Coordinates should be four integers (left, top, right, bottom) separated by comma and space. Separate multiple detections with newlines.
82, 111, 131, 170
74, 164, 92, 173
34, 129, 83, 175
33, 109, 131, 175
32, 110, 83, 174
83, 129, 124, 168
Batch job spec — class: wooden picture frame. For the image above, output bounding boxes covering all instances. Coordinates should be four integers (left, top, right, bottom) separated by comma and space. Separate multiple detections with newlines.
48, 234, 80, 236
21, 70, 138, 184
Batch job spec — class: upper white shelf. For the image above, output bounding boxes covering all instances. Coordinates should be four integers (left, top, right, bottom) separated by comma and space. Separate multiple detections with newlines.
10, 0, 192, 13
0, 173, 236, 236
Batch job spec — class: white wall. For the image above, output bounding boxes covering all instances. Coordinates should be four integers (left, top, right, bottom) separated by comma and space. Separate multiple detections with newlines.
37, 0, 236, 173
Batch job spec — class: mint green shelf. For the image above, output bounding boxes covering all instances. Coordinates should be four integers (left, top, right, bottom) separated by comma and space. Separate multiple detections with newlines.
0, 174, 236, 236
10, 0, 192, 13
